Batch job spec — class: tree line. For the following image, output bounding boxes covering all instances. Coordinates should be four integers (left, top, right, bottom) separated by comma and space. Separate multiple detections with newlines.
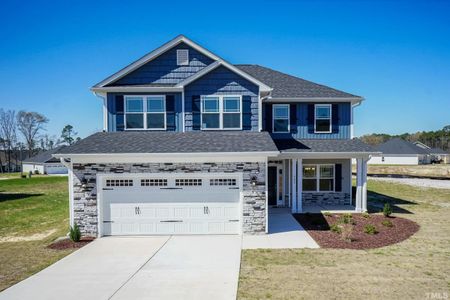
0, 109, 81, 172
360, 125, 450, 151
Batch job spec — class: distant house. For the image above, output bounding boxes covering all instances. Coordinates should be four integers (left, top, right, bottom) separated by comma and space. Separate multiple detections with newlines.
22, 146, 68, 174
368, 138, 431, 165
413, 142, 450, 164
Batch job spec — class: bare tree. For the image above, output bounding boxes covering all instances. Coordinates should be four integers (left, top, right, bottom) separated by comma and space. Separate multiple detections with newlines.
16, 111, 49, 156
0, 109, 18, 172
40, 134, 61, 150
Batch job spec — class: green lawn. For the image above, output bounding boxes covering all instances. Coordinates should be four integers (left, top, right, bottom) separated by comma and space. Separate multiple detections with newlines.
239, 180, 450, 299
0, 176, 74, 291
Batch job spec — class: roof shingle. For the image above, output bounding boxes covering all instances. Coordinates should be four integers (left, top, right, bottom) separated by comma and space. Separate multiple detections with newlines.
235, 64, 361, 99
55, 131, 279, 155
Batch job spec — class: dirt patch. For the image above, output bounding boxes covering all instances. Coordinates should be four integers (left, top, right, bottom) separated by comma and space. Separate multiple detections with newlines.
294, 213, 419, 249
47, 237, 94, 250
0, 229, 57, 243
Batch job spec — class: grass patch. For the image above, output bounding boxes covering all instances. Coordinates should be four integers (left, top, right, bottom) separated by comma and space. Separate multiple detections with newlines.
238, 180, 450, 299
0, 176, 73, 291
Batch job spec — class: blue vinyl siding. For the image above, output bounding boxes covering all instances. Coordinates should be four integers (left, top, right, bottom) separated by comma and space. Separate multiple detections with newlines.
109, 43, 214, 86
184, 66, 259, 131
106, 92, 182, 132
267, 102, 351, 139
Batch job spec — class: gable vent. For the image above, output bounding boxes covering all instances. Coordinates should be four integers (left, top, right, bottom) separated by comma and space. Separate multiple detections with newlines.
177, 49, 189, 66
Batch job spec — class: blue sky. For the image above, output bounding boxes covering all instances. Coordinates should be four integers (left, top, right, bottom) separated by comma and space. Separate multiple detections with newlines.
0, 0, 449, 139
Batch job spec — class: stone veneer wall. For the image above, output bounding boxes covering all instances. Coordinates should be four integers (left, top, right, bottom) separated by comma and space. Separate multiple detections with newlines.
72, 162, 266, 236
302, 192, 351, 206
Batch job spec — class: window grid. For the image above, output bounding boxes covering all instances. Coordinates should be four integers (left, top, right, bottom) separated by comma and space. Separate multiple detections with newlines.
210, 178, 237, 186
314, 104, 332, 133
302, 164, 335, 192
175, 179, 203, 186
106, 179, 134, 187
140, 179, 168, 186
201, 95, 242, 130
124, 95, 166, 130
272, 104, 290, 133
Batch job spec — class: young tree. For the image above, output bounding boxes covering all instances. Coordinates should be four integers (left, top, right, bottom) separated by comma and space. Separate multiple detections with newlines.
61, 125, 78, 145
16, 111, 49, 156
0, 109, 18, 172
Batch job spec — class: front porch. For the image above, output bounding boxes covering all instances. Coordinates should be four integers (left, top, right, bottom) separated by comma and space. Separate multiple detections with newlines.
267, 155, 369, 213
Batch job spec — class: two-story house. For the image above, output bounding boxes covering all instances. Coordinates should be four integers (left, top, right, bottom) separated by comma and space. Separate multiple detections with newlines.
55, 35, 376, 237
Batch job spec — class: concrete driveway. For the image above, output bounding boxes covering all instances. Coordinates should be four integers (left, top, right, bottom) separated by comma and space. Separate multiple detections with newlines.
0, 235, 242, 300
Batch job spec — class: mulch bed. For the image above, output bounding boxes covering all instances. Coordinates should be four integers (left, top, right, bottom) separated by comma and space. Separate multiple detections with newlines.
294, 213, 419, 249
47, 237, 94, 250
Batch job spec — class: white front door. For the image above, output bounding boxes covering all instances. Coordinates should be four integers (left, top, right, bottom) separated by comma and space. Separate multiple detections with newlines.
100, 174, 241, 235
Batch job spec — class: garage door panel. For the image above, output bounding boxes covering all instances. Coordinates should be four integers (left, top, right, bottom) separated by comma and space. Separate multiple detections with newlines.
102, 175, 241, 235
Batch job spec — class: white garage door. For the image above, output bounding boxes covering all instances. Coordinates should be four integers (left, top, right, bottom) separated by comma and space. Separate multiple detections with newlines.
101, 174, 241, 235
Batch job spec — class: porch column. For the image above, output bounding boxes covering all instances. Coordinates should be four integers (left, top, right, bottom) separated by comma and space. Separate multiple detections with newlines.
355, 158, 363, 212
291, 159, 297, 213
297, 158, 302, 213
362, 158, 368, 212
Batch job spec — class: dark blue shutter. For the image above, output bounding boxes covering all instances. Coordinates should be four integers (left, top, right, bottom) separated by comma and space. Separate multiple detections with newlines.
166, 95, 176, 131
290, 104, 298, 134
307, 104, 314, 133
335, 163, 342, 192
265, 103, 273, 132
332, 104, 339, 134
192, 95, 201, 130
242, 96, 252, 130
115, 95, 124, 131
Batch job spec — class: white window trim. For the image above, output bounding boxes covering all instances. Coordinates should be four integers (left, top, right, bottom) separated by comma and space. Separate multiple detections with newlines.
302, 164, 335, 192
176, 49, 189, 66
272, 104, 290, 133
314, 104, 332, 134
124, 95, 167, 130
200, 95, 243, 130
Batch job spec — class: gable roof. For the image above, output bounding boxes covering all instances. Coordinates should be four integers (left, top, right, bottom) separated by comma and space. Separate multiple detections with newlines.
92, 35, 271, 92
236, 64, 361, 100
54, 131, 278, 155
375, 138, 429, 155
23, 146, 66, 164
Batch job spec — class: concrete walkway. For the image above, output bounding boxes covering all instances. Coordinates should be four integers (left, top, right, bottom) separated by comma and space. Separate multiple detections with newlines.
242, 208, 319, 249
0, 236, 241, 300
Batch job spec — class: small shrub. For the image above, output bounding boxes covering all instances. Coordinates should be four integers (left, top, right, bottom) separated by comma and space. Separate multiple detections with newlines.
330, 224, 342, 234
69, 223, 81, 242
338, 213, 354, 225
323, 211, 332, 217
341, 224, 354, 242
34, 169, 40, 175
21, 174, 27, 178
383, 203, 393, 217
382, 220, 393, 227
362, 212, 370, 218
364, 224, 378, 235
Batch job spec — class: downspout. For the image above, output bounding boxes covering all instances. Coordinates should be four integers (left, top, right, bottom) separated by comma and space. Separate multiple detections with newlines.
93, 92, 107, 132
351, 99, 363, 139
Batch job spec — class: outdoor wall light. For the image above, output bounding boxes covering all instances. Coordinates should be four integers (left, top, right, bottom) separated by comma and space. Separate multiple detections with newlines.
250, 175, 258, 187
81, 178, 88, 189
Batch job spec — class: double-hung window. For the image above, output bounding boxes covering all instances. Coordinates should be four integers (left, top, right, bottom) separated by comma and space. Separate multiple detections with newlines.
201, 95, 242, 129
314, 104, 332, 133
125, 95, 166, 130
302, 164, 335, 192
273, 104, 290, 133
